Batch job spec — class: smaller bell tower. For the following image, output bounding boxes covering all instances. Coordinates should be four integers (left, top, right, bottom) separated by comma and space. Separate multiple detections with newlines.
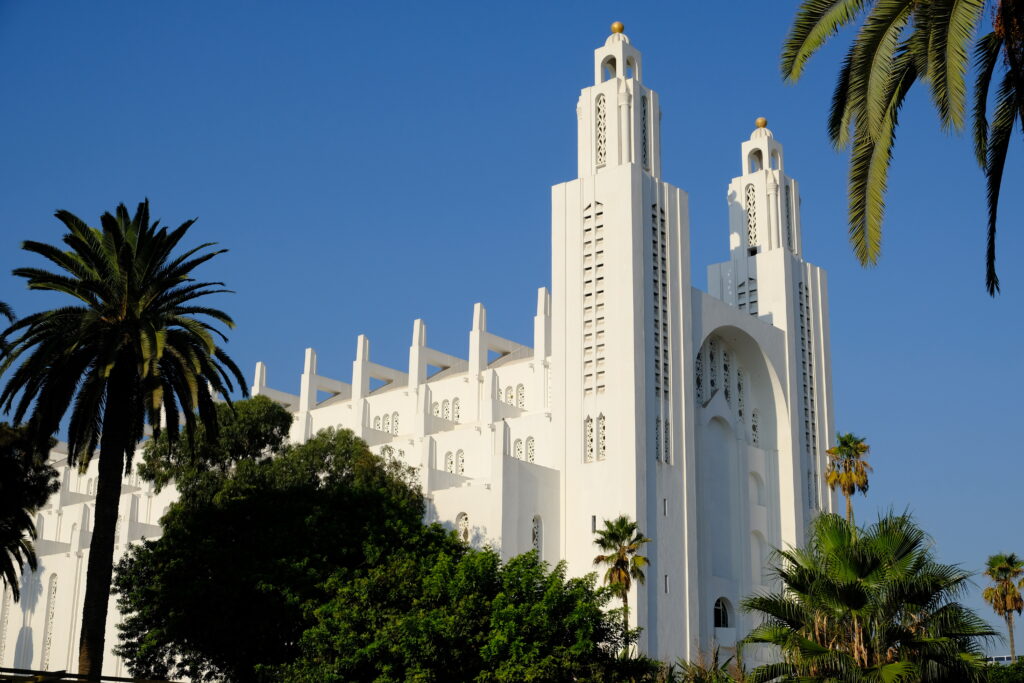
708, 118, 835, 526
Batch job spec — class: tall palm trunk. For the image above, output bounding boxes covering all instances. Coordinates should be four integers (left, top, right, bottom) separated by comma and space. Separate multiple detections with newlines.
845, 492, 853, 525
1008, 612, 1017, 662
78, 380, 129, 679
622, 590, 629, 655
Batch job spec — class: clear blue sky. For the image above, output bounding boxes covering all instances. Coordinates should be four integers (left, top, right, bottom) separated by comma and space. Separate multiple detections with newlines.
1, 1, 1020, 654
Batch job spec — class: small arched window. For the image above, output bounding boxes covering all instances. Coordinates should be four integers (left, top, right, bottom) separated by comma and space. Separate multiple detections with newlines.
456, 512, 470, 543
456, 450, 465, 475
515, 384, 525, 409
770, 149, 781, 170
514, 439, 524, 460
505, 386, 515, 405
0, 585, 11, 664
596, 94, 608, 166
745, 184, 758, 249
532, 515, 543, 558
584, 416, 595, 463
526, 437, 535, 463
748, 149, 763, 173
442, 399, 450, 420
452, 398, 460, 422
432, 402, 440, 417
382, 414, 390, 433
596, 414, 607, 461
373, 416, 381, 430
392, 412, 400, 434
40, 574, 58, 670
714, 597, 731, 628
444, 452, 454, 473
601, 57, 617, 82
752, 409, 761, 446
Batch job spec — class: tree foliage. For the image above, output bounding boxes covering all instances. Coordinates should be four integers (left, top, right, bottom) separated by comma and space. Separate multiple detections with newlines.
593, 514, 652, 650
824, 432, 872, 524
115, 425, 427, 681
743, 512, 994, 682
278, 548, 653, 682
983, 552, 1024, 663
0, 423, 59, 600
137, 394, 293, 496
782, 0, 1024, 294
0, 200, 245, 677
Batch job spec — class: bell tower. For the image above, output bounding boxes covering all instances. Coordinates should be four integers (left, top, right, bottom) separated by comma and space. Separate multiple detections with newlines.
576, 22, 662, 179
708, 119, 835, 524
552, 22, 692, 662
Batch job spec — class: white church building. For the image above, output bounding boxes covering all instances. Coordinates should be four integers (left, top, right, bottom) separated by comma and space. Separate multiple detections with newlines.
1, 24, 835, 673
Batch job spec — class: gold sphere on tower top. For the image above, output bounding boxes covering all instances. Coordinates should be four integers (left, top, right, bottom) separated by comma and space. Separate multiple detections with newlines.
611, 21, 625, 34
755, 116, 768, 128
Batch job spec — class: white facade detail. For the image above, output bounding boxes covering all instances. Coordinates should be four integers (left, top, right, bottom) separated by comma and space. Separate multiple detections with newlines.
3, 27, 836, 672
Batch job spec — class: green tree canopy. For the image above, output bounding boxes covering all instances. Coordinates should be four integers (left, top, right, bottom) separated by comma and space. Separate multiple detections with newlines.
137, 394, 293, 496
276, 548, 654, 682
0, 423, 58, 600
743, 512, 995, 682
115, 426, 437, 682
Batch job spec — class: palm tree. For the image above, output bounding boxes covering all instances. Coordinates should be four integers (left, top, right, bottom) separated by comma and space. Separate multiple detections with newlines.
743, 512, 994, 682
0, 302, 12, 323
825, 432, 871, 524
0, 201, 245, 679
782, 1, 1024, 295
593, 515, 651, 650
983, 552, 1024, 662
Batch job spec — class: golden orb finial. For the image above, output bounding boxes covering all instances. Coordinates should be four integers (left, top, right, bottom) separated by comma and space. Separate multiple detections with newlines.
611, 21, 625, 34
755, 116, 768, 128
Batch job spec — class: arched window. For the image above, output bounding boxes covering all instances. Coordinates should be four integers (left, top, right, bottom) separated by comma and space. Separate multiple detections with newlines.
456, 450, 465, 475
722, 350, 731, 406
663, 420, 671, 464
442, 399, 450, 420
432, 402, 440, 417
595, 94, 608, 165
505, 386, 514, 405
640, 93, 649, 170
714, 597, 731, 628
784, 184, 794, 250
602, 56, 618, 80
515, 384, 525, 409
0, 587, 11, 664
655, 417, 662, 462
456, 513, 470, 543
40, 574, 58, 670
708, 338, 719, 395
532, 515, 543, 558
514, 439, 524, 460
382, 414, 390, 433
736, 369, 745, 422
444, 452, 454, 473
452, 398, 460, 422
374, 416, 381, 430
526, 437, 535, 463
584, 416, 595, 463
745, 184, 758, 248
748, 149, 763, 173
392, 412, 400, 434
770, 149, 780, 170
751, 409, 761, 446
695, 349, 704, 403
596, 414, 607, 461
